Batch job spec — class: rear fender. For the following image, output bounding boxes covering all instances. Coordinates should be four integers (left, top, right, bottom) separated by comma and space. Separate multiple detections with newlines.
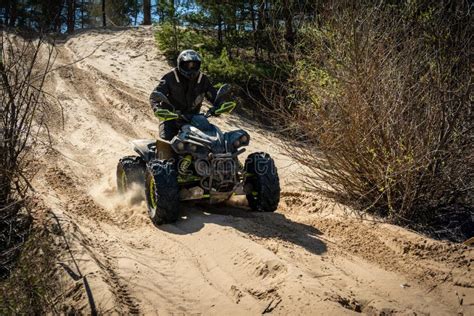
130, 139, 156, 162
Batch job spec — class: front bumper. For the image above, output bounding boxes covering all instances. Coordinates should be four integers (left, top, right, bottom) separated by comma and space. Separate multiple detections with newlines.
178, 182, 246, 203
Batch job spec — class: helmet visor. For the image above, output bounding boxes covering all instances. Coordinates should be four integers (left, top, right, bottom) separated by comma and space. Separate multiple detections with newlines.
182, 61, 201, 72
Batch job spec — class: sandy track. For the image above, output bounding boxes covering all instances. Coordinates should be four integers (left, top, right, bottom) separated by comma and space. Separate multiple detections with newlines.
35, 27, 472, 315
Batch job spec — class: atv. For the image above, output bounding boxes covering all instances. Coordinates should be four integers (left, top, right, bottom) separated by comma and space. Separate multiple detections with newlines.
116, 84, 280, 225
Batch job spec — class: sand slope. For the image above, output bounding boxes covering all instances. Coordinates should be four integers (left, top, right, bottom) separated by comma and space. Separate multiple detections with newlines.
36, 27, 473, 315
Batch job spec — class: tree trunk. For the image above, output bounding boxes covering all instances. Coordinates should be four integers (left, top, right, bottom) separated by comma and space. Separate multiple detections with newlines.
54, 1, 64, 32
143, 0, 151, 25
168, 0, 178, 55
102, 0, 106, 27
67, 0, 75, 33
283, 0, 295, 63
3, 0, 10, 25
250, 0, 259, 60
170, 0, 176, 22
80, 0, 84, 28
257, 0, 265, 30
256, 1, 266, 60
217, 12, 223, 47
9, 0, 17, 27
134, 0, 138, 25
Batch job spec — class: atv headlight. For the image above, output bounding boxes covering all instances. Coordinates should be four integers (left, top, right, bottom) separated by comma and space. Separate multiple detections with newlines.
227, 130, 250, 150
171, 138, 187, 153
176, 142, 185, 151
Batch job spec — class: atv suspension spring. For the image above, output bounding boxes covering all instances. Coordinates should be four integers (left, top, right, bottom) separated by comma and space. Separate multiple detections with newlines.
179, 155, 192, 175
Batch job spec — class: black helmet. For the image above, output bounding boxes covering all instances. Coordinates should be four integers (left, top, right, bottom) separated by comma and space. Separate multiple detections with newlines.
177, 50, 201, 80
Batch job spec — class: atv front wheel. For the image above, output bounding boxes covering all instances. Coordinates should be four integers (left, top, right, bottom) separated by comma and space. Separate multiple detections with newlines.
116, 156, 146, 193
145, 160, 180, 225
245, 152, 280, 212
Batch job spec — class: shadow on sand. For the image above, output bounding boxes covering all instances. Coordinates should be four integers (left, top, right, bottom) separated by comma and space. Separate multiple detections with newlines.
160, 202, 327, 256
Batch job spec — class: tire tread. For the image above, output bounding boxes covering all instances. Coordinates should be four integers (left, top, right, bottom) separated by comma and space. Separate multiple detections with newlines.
245, 152, 280, 212
145, 160, 180, 225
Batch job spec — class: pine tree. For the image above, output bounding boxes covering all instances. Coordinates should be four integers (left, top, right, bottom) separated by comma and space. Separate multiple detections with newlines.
143, 0, 151, 25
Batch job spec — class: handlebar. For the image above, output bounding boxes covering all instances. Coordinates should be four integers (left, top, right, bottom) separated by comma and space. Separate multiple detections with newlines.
176, 110, 214, 122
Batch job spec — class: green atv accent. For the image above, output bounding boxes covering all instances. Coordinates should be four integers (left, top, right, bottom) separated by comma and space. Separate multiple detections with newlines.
251, 191, 258, 196
149, 177, 157, 209
178, 175, 201, 184
215, 101, 237, 115
155, 109, 179, 121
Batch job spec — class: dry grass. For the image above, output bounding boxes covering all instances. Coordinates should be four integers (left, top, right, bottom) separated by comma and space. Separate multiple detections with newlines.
276, 2, 472, 239
1, 30, 62, 312
0, 224, 63, 314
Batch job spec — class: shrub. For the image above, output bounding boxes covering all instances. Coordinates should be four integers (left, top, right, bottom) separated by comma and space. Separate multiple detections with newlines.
1, 30, 55, 271
0, 227, 63, 314
1, 30, 63, 312
154, 23, 268, 88
282, 2, 472, 237
155, 22, 219, 63
201, 48, 259, 85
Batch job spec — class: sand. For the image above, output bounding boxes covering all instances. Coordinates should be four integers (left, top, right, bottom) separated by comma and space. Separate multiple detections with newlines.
33, 26, 473, 315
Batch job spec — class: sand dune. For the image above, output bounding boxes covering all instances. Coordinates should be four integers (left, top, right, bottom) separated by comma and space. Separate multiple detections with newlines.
35, 26, 473, 315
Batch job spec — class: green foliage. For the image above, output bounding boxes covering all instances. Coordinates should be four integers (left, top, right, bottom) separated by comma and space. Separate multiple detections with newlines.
4, 0, 143, 31
155, 23, 267, 87
284, 2, 472, 236
201, 48, 257, 84
292, 58, 339, 108
155, 22, 220, 61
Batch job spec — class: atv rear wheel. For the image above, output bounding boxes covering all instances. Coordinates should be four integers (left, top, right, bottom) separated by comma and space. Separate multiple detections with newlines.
116, 156, 146, 193
245, 152, 280, 212
145, 160, 180, 225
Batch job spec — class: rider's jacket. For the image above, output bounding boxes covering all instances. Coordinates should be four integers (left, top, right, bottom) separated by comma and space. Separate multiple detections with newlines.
149, 68, 217, 115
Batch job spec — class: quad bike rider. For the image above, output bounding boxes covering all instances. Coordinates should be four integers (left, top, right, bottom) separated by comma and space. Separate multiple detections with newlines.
116, 50, 280, 225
